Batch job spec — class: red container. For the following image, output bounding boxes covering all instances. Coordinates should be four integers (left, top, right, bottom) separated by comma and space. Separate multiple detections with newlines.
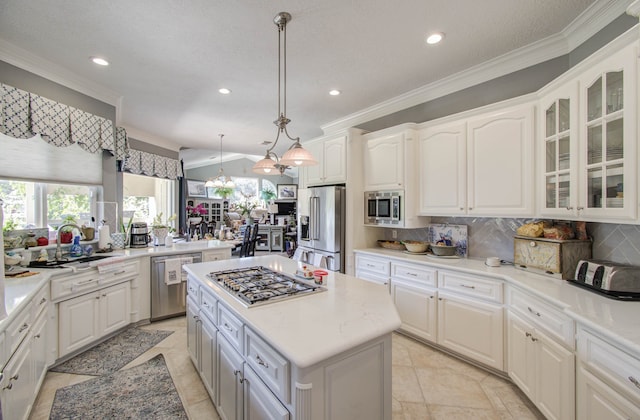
59, 231, 73, 244
36, 236, 49, 246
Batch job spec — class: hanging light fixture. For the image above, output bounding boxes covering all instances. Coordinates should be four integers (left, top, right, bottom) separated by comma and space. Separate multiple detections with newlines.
252, 12, 317, 175
205, 134, 236, 189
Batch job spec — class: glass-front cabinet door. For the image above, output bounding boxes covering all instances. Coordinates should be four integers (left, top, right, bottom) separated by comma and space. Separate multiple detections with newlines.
579, 42, 636, 221
539, 83, 578, 218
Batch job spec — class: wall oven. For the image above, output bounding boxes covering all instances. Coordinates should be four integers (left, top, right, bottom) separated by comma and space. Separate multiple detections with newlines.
364, 190, 403, 227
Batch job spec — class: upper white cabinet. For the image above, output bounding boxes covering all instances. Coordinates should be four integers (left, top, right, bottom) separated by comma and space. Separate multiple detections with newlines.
419, 103, 535, 217
303, 135, 347, 187
538, 39, 638, 222
363, 130, 412, 191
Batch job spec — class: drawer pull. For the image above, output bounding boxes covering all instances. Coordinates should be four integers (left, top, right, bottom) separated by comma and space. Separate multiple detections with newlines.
223, 323, 233, 332
460, 284, 475, 289
112, 270, 126, 276
366, 264, 375, 268
74, 278, 98, 286
407, 272, 417, 277
525, 332, 532, 338
530, 336, 538, 342
34, 334, 41, 339
3, 382, 12, 390
527, 307, 541, 317
629, 376, 640, 389
18, 323, 28, 333
39, 297, 47, 305
255, 354, 269, 368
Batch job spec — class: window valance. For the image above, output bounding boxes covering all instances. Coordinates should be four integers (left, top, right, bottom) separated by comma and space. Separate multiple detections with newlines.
0, 83, 127, 160
123, 149, 183, 180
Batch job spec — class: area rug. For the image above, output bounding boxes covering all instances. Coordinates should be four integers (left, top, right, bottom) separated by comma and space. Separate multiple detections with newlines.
49, 353, 187, 419
51, 327, 173, 376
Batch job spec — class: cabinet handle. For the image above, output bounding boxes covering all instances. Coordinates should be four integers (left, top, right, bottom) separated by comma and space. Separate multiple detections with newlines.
102, 293, 107, 297
112, 270, 126, 276
74, 278, 98, 286
629, 376, 640, 389
525, 332, 532, 338
527, 307, 541, 317
193, 315, 199, 320
577, 206, 584, 211
39, 297, 47, 305
530, 336, 538, 342
255, 354, 269, 368
366, 264, 375, 268
429, 296, 434, 299
460, 284, 475, 289
460, 207, 464, 211
3, 383, 12, 390
438, 297, 443, 301
18, 323, 28, 333
223, 323, 233, 332
566, 206, 573, 210
406, 272, 417, 277
95, 296, 100, 300
468, 207, 473, 210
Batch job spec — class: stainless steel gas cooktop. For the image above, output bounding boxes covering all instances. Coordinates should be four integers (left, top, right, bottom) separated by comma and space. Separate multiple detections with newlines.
207, 266, 325, 307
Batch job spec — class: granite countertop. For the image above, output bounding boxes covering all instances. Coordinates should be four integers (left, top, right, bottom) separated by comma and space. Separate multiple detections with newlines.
355, 248, 640, 355
184, 255, 401, 368
1, 240, 236, 330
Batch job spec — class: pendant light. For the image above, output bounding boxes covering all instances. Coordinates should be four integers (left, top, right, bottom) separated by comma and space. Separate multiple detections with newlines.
252, 12, 317, 175
205, 134, 235, 189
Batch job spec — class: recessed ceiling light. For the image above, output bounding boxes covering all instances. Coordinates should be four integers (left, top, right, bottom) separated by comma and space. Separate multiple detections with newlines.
218, 88, 231, 94
426, 32, 445, 45
90, 56, 109, 66
329, 90, 341, 96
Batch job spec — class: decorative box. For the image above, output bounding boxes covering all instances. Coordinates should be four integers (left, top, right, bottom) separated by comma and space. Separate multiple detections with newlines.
513, 236, 592, 280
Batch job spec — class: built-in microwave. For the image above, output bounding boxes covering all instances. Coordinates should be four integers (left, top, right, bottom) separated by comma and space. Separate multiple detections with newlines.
364, 190, 403, 227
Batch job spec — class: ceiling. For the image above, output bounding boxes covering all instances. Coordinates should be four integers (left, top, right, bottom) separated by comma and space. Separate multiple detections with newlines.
0, 0, 630, 169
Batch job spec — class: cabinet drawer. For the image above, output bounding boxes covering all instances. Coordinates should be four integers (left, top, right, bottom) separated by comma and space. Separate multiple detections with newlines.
578, 327, 640, 403
509, 286, 574, 348
51, 270, 100, 301
356, 255, 390, 276
186, 277, 200, 303
439, 271, 503, 303
6, 306, 30, 357
391, 262, 437, 287
97, 260, 138, 284
245, 328, 290, 403
218, 305, 244, 353
200, 288, 218, 325
31, 283, 50, 320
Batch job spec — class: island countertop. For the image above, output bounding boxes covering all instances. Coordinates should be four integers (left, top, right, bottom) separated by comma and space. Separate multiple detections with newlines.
184, 255, 401, 368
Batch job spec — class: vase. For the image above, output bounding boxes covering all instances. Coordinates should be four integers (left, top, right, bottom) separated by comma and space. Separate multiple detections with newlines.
152, 227, 169, 246
188, 216, 203, 225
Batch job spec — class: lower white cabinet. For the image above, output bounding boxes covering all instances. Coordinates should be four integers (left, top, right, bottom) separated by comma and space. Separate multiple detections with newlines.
58, 281, 131, 357
355, 254, 390, 286
508, 311, 575, 420
577, 366, 640, 419
202, 248, 232, 262
244, 364, 290, 420
217, 333, 244, 420
200, 312, 218, 401
0, 335, 32, 420
390, 262, 437, 342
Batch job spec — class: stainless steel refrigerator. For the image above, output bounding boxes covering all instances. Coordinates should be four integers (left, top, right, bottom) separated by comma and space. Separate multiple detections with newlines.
297, 185, 345, 272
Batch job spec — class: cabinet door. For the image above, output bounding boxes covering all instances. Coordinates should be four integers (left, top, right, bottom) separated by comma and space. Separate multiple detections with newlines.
0, 339, 33, 420
364, 132, 405, 190
244, 365, 290, 420
58, 291, 100, 356
437, 292, 504, 370
187, 297, 200, 366
539, 83, 580, 218
303, 140, 324, 186
99, 282, 131, 336
322, 135, 347, 184
578, 43, 637, 221
203, 249, 231, 262
535, 329, 575, 420
418, 123, 467, 215
200, 315, 218, 403
30, 312, 48, 390
507, 312, 536, 400
577, 366, 640, 420
270, 228, 283, 251
391, 278, 437, 342
466, 105, 535, 216
217, 334, 244, 420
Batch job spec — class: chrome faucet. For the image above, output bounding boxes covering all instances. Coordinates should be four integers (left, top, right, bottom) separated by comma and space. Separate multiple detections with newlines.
55, 223, 83, 261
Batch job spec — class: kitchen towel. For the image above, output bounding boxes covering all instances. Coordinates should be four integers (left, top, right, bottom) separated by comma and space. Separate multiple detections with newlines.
179, 257, 193, 282
164, 258, 182, 285
292, 248, 303, 262
313, 254, 328, 269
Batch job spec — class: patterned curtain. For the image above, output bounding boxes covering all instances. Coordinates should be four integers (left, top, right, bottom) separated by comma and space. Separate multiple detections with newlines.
122, 149, 183, 180
0, 82, 127, 158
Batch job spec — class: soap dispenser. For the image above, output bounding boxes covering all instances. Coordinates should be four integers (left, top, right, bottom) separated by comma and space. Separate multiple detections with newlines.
70, 236, 83, 257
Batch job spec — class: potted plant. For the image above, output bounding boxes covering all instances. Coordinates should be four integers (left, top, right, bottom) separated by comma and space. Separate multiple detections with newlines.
59, 215, 78, 244
150, 212, 176, 246
214, 186, 234, 199
186, 203, 207, 224
260, 187, 276, 202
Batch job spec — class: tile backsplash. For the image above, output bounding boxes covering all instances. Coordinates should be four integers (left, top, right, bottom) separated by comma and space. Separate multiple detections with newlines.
379, 217, 640, 266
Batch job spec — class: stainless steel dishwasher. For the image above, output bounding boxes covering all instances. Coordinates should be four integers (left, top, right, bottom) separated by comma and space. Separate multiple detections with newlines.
150, 252, 202, 321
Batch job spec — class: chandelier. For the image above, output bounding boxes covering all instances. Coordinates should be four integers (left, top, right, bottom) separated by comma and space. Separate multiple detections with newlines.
252, 12, 317, 175
205, 134, 235, 189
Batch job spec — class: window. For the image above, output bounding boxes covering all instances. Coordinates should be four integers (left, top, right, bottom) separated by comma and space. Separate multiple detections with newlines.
0, 179, 100, 232
123, 173, 176, 228
230, 177, 260, 206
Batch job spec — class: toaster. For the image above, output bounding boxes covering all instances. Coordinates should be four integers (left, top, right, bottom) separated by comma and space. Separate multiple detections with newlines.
574, 259, 640, 294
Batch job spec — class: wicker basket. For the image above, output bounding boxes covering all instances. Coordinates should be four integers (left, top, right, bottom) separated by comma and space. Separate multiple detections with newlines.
377, 240, 405, 250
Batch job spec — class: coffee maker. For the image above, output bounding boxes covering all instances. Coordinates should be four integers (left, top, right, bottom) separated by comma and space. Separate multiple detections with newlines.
130, 222, 150, 248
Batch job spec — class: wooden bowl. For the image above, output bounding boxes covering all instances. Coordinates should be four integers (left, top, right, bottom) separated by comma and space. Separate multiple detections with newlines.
402, 241, 429, 253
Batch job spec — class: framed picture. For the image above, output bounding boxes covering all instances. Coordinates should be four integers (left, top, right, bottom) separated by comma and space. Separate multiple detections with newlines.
186, 179, 208, 198
277, 184, 297, 200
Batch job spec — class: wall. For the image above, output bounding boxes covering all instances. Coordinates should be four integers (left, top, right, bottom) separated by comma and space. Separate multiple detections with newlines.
185, 158, 294, 187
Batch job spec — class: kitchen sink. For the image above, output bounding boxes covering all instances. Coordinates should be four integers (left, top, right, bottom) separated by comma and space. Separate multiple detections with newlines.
28, 254, 113, 269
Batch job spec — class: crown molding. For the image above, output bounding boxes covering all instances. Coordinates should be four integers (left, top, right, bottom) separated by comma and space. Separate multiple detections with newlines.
322, 0, 634, 135
0, 39, 121, 106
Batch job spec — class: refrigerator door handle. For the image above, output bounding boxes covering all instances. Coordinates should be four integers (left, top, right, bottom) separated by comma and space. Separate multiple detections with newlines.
310, 196, 320, 240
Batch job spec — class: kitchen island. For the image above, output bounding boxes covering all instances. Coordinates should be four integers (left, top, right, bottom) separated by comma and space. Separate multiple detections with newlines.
183, 255, 401, 420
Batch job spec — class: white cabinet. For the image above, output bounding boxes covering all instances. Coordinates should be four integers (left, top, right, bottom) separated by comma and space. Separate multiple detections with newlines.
508, 311, 575, 420
418, 104, 535, 217
303, 135, 347, 186
243, 365, 290, 420
200, 310, 218, 402
217, 333, 244, 420
58, 281, 130, 357
355, 253, 390, 286
0, 335, 32, 420
186, 296, 199, 366
202, 248, 232, 262
538, 40, 638, 222
390, 262, 437, 342
364, 130, 410, 190
576, 326, 640, 419
436, 270, 504, 371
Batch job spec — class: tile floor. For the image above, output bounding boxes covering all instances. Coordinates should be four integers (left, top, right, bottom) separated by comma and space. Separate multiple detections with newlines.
30, 318, 543, 420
